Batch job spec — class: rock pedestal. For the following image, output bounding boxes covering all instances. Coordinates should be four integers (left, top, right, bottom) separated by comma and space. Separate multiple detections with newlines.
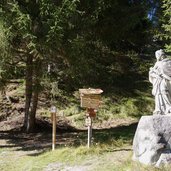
133, 115, 171, 167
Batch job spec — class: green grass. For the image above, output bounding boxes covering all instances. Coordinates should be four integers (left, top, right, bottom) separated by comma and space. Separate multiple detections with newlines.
42, 92, 153, 130
55, 85, 155, 128
0, 122, 164, 171
0, 145, 169, 171
0, 80, 160, 170
9, 79, 154, 129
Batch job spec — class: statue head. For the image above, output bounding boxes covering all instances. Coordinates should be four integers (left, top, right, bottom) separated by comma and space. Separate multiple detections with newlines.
155, 49, 166, 61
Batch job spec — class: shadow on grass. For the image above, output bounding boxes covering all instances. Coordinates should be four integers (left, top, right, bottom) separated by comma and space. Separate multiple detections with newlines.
0, 122, 137, 156
93, 122, 137, 144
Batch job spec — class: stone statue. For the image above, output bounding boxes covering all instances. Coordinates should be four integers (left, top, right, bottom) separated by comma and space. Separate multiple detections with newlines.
133, 51, 171, 166
149, 49, 171, 115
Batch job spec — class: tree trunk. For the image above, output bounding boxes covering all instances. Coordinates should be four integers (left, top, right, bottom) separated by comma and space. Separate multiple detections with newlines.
26, 59, 42, 132
24, 55, 33, 130
27, 89, 39, 132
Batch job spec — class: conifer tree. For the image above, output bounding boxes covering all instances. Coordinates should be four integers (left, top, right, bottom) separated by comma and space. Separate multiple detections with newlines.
1, 0, 79, 132
162, 0, 171, 52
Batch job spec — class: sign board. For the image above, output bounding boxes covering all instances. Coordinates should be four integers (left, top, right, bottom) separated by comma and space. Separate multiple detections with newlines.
85, 117, 92, 126
79, 88, 103, 109
51, 106, 57, 113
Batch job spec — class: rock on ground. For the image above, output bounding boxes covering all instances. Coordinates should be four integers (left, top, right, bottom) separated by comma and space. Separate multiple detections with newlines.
132, 115, 171, 166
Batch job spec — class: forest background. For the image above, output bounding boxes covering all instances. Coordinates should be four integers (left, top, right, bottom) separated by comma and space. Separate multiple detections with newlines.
0, 0, 171, 132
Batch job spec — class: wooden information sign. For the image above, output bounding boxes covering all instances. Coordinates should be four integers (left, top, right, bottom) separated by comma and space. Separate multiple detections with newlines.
79, 88, 103, 109
79, 88, 103, 148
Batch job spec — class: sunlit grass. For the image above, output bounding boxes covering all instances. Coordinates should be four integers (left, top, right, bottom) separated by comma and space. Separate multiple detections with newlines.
0, 136, 170, 171
0, 81, 161, 171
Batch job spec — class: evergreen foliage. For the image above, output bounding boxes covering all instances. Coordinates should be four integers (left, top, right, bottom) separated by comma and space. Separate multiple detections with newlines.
162, 0, 171, 52
0, 0, 163, 132
0, 0, 80, 132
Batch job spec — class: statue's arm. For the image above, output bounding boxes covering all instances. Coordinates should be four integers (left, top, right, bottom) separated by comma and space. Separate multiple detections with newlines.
149, 71, 155, 83
149, 68, 162, 83
162, 73, 171, 81
149, 70, 161, 78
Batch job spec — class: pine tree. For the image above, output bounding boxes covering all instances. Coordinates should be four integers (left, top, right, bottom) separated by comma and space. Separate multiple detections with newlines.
1, 0, 80, 132
162, 0, 171, 52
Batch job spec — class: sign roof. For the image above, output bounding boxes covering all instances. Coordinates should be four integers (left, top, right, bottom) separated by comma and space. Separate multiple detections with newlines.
79, 88, 103, 95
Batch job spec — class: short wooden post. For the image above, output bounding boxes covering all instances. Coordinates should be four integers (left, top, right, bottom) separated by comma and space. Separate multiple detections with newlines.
51, 106, 57, 151
87, 116, 92, 148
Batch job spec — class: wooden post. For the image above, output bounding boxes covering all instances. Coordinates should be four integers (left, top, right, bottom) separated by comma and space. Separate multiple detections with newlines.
87, 116, 92, 148
51, 106, 57, 151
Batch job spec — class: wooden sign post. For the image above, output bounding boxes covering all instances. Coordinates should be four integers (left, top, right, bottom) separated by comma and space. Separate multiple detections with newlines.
87, 116, 92, 148
51, 106, 57, 151
79, 88, 103, 148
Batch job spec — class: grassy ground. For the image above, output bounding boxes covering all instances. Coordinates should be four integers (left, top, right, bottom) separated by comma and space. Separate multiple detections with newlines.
0, 123, 170, 171
0, 80, 166, 171
37, 81, 154, 129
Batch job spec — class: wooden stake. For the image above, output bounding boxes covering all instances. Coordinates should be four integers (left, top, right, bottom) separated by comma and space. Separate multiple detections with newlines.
52, 112, 56, 150
87, 116, 92, 148
51, 106, 57, 150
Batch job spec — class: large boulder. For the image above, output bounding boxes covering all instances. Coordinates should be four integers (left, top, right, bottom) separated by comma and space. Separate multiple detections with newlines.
132, 115, 171, 166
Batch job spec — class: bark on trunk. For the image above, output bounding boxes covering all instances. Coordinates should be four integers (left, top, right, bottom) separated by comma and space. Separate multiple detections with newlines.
27, 90, 39, 132
24, 55, 33, 129
26, 59, 42, 132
